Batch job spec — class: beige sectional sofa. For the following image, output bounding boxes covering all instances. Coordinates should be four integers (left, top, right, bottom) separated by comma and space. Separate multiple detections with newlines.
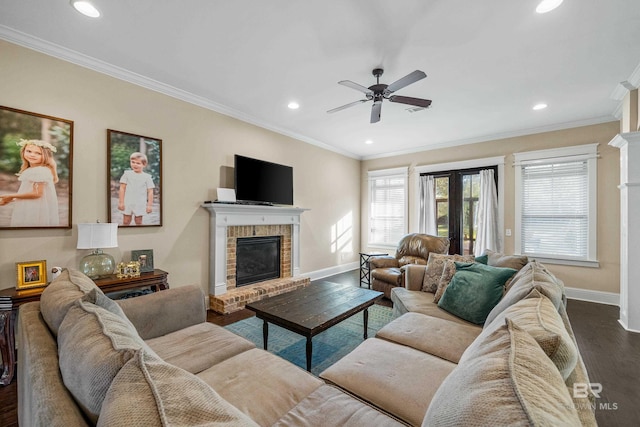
19, 259, 597, 426
320, 259, 598, 426
17, 269, 404, 426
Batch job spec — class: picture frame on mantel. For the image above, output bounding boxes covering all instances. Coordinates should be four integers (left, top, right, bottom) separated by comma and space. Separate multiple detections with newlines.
0, 105, 74, 229
107, 129, 162, 227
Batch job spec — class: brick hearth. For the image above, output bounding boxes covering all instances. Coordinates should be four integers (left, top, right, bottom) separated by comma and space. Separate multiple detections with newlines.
209, 276, 310, 314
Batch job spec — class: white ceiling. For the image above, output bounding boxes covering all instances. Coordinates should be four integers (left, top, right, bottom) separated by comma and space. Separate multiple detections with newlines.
1, 0, 639, 159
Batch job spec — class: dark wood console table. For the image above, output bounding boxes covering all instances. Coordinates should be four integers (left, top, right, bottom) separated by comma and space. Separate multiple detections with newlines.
0, 269, 168, 386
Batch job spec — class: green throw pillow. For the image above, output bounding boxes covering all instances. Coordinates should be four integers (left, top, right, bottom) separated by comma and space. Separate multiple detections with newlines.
475, 254, 488, 264
437, 262, 517, 324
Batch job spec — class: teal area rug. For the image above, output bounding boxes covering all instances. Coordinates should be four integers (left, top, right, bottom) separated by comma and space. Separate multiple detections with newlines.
224, 304, 394, 376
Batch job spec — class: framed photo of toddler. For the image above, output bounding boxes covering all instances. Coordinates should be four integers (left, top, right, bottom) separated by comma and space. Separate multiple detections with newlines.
107, 129, 162, 227
16, 260, 48, 290
0, 105, 74, 229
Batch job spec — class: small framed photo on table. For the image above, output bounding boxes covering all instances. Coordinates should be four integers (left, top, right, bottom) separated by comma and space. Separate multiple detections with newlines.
131, 249, 154, 273
16, 260, 47, 290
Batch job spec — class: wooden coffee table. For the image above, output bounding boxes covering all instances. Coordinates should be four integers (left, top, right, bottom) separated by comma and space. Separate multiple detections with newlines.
245, 281, 383, 371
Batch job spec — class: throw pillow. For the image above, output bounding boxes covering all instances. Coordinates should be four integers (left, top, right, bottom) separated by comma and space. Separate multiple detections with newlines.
422, 253, 475, 293
422, 319, 581, 426
484, 260, 565, 326
40, 268, 101, 336
437, 262, 517, 324
485, 249, 528, 271
97, 349, 259, 427
57, 297, 155, 423
433, 259, 457, 303
474, 253, 488, 264
471, 289, 578, 380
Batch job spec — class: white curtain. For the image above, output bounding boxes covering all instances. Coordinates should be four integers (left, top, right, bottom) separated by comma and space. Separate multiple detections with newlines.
474, 169, 500, 255
419, 175, 437, 235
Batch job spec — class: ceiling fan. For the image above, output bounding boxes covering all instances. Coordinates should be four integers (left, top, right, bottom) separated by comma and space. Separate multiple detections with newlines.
327, 68, 432, 123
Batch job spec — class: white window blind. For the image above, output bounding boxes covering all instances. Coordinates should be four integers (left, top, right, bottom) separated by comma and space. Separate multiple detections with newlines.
368, 168, 408, 247
514, 144, 598, 265
521, 161, 588, 257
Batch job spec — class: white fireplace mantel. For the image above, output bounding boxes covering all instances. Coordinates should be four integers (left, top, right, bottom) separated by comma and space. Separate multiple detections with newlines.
201, 203, 309, 296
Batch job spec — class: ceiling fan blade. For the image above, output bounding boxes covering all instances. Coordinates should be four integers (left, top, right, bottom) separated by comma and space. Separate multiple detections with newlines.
386, 70, 427, 93
370, 101, 382, 123
339, 80, 374, 96
327, 99, 369, 114
389, 95, 432, 108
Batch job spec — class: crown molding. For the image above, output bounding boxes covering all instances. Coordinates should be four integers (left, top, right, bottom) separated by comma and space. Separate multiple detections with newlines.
362, 116, 616, 160
0, 25, 361, 160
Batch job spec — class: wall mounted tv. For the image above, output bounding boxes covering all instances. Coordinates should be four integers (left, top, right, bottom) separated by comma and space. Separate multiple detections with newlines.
234, 155, 294, 206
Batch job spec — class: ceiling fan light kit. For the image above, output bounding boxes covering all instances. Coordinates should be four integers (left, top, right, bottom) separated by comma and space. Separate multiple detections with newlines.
328, 68, 432, 123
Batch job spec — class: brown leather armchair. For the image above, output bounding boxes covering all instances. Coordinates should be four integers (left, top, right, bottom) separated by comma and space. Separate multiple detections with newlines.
370, 233, 450, 298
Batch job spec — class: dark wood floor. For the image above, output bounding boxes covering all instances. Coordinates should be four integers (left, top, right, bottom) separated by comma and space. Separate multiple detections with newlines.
1, 270, 638, 426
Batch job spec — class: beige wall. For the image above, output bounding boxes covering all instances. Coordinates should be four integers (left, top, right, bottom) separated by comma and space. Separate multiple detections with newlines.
361, 122, 621, 294
0, 41, 361, 292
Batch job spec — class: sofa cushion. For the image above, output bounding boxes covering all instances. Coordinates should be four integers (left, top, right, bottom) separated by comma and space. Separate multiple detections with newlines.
273, 384, 405, 427
321, 338, 456, 426
422, 319, 581, 426
97, 349, 258, 427
40, 268, 100, 336
475, 289, 578, 379
421, 253, 475, 293
390, 287, 482, 328
57, 297, 154, 423
437, 262, 517, 324
197, 348, 323, 426
484, 260, 565, 326
376, 312, 480, 363
146, 322, 255, 374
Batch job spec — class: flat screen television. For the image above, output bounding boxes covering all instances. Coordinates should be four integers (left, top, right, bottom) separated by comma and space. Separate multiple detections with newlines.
234, 155, 294, 205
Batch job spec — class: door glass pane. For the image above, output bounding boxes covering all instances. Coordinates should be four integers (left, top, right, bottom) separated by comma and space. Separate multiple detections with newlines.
461, 173, 479, 255
435, 177, 449, 238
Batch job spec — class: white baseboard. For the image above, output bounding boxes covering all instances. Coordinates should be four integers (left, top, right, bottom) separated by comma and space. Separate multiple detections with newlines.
565, 286, 619, 306
617, 319, 640, 334
305, 262, 359, 281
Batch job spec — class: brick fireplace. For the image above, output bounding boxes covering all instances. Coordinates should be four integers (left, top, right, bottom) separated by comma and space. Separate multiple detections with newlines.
202, 203, 310, 313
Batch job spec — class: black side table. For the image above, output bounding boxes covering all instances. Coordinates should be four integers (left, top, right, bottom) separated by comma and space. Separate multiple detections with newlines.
359, 252, 388, 288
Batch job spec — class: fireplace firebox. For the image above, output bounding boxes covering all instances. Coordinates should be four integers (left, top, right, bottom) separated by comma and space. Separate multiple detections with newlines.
236, 236, 281, 287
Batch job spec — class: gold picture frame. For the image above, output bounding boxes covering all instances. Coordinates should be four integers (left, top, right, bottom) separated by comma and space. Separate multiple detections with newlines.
16, 260, 47, 290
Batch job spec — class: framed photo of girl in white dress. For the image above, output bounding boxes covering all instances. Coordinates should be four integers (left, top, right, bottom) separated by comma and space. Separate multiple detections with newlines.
0, 106, 73, 230
108, 129, 162, 227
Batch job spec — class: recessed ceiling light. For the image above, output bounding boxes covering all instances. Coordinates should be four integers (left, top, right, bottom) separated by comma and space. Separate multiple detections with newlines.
536, 0, 563, 14
287, 102, 299, 110
365, 140, 374, 145
71, 1, 101, 18
533, 103, 548, 110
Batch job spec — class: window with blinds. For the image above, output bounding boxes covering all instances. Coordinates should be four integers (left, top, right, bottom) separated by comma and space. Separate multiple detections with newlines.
514, 144, 598, 266
368, 168, 408, 247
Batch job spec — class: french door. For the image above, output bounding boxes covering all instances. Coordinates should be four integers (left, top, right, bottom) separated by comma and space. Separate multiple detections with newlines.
424, 166, 497, 255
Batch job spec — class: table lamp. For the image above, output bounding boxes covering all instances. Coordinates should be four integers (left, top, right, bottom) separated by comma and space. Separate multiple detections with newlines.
77, 223, 118, 279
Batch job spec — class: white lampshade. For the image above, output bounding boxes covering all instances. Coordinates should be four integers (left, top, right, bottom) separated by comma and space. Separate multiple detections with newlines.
77, 223, 118, 249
